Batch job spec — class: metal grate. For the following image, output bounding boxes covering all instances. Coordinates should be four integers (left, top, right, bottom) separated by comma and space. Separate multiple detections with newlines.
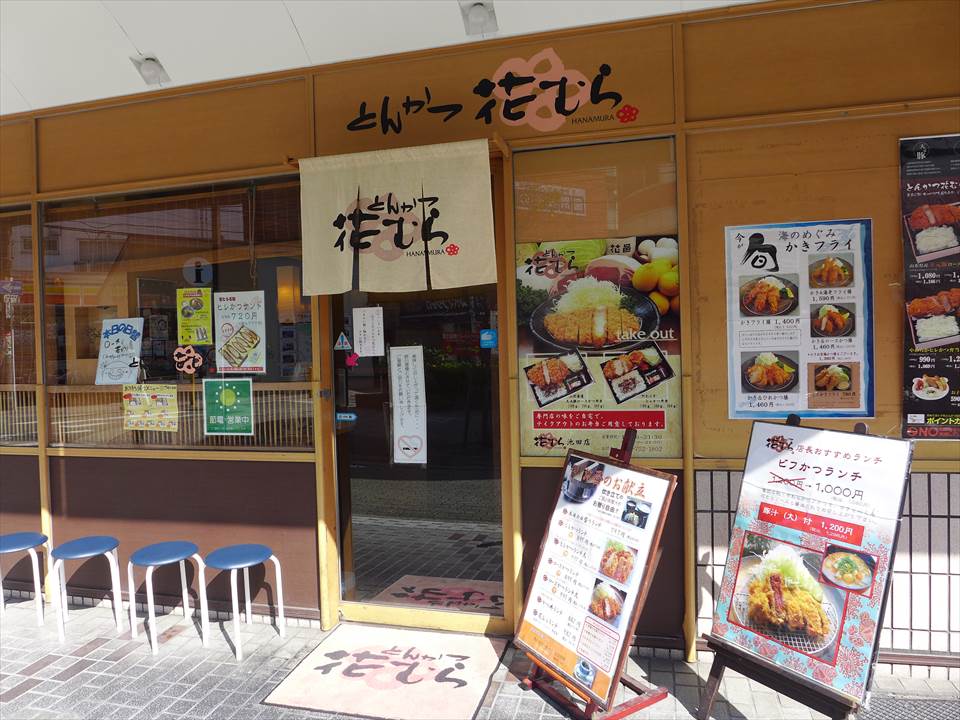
862, 697, 960, 720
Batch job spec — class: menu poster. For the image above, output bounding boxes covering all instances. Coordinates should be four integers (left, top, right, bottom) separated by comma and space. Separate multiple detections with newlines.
711, 422, 911, 703
122, 384, 178, 432
214, 291, 266, 374
898, 134, 960, 440
95, 318, 144, 385
516, 237, 682, 459
724, 220, 874, 419
176, 288, 212, 346
515, 452, 676, 708
389, 345, 427, 464
353, 306, 385, 357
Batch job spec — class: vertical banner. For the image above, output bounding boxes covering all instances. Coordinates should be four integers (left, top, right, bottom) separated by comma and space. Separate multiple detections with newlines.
176, 288, 212, 345
724, 220, 874, 419
389, 345, 427, 464
122, 384, 179, 432
899, 134, 960, 440
711, 422, 911, 703
353, 306, 385, 357
95, 318, 144, 385
203, 378, 254, 436
214, 291, 266, 374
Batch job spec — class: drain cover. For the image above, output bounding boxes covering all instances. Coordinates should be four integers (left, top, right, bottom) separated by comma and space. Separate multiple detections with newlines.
861, 697, 960, 720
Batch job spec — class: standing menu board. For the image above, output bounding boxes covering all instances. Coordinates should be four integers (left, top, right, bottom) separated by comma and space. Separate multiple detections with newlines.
724, 220, 874, 419
711, 422, 911, 703
515, 451, 676, 707
899, 134, 960, 440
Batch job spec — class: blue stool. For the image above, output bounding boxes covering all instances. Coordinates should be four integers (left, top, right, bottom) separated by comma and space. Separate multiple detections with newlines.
0, 532, 49, 626
50, 536, 123, 643
127, 541, 210, 654
204, 544, 284, 660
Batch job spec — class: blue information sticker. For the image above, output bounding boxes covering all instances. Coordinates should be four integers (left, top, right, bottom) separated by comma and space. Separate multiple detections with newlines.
335, 412, 358, 423
479, 329, 498, 349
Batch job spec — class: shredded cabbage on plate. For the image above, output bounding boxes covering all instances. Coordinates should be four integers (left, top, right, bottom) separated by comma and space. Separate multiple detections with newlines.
555, 276, 623, 313
754, 544, 823, 602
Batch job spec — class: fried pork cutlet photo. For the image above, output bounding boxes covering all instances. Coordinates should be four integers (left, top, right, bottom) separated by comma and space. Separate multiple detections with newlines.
543, 306, 640, 348
747, 572, 830, 638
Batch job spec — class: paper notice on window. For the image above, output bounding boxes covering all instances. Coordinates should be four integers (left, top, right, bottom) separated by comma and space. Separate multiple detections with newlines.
214, 291, 266, 374
353, 306, 384, 357
390, 346, 427, 464
122, 384, 178, 432
95, 318, 144, 385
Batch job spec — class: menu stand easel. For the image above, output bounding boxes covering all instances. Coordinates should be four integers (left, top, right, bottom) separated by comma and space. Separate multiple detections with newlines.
521, 429, 670, 720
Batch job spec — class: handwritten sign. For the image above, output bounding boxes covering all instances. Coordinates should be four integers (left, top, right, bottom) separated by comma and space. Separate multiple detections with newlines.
176, 288, 212, 345
214, 290, 266, 374
353, 306, 384, 357
122, 384, 178, 432
389, 345, 426, 464
95, 318, 144, 385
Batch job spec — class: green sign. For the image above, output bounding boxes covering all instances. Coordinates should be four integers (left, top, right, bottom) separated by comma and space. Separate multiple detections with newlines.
202, 378, 254, 436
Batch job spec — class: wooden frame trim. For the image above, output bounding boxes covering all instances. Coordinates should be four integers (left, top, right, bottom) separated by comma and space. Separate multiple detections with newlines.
0, 446, 40, 455
338, 601, 513, 636
520, 456, 685, 470
45, 447, 315, 462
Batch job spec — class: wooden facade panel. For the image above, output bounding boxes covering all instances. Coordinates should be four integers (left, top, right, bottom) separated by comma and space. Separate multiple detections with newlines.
0, 455, 41, 584
683, 0, 960, 121
0, 120, 33, 199
688, 110, 960, 460
37, 79, 311, 193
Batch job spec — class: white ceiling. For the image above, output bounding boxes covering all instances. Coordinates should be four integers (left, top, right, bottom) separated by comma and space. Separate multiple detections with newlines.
0, 0, 758, 117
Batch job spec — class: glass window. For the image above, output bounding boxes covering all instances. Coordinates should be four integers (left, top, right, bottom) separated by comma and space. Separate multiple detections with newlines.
42, 181, 313, 450
0, 209, 37, 446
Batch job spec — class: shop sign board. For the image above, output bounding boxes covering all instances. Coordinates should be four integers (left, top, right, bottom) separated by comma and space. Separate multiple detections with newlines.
122, 383, 178, 432
214, 290, 266, 374
516, 237, 682, 458
724, 219, 874, 419
710, 421, 912, 703
202, 378, 254, 436
176, 288, 212, 345
515, 451, 676, 708
95, 318, 144, 385
898, 134, 960, 440
389, 345, 427, 464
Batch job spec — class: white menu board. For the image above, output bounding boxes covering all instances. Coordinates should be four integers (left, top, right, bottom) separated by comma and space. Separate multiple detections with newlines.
515, 452, 676, 707
390, 345, 427, 464
725, 219, 874, 419
214, 291, 266, 374
95, 318, 144, 385
353, 306, 384, 357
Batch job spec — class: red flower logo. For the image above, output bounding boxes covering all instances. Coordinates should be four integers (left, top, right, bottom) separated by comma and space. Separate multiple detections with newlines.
616, 104, 639, 123
445, 244, 460, 256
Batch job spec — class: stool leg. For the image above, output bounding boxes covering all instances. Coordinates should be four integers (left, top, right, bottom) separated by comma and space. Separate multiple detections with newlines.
106, 550, 123, 633
179, 560, 189, 618
230, 569, 242, 661
127, 562, 138, 639
145, 566, 158, 655
269, 555, 285, 639
59, 561, 68, 620
52, 559, 65, 643
243, 567, 252, 625
27, 548, 43, 626
192, 554, 209, 648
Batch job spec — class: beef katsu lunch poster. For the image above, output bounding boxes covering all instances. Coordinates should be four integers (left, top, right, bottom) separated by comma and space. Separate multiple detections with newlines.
516, 237, 681, 458
899, 134, 960, 440
711, 422, 911, 703
724, 219, 875, 419
515, 452, 676, 707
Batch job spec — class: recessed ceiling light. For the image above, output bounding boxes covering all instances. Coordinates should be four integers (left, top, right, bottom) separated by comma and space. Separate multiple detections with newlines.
130, 54, 170, 86
459, 1, 498, 37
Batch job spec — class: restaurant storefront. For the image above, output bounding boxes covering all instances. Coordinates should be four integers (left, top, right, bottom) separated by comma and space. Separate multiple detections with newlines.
1, 0, 957, 674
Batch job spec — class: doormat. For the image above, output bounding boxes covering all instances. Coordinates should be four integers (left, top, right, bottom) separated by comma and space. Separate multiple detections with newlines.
263, 622, 508, 720
371, 575, 504, 614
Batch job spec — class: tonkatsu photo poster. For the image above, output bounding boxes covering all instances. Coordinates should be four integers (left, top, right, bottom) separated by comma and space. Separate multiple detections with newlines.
711, 422, 912, 703
899, 134, 960, 440
516, 237, 681, 459
724, 219, 875, 419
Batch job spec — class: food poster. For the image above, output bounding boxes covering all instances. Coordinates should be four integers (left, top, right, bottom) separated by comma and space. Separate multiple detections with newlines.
516, 237, 681, 459
214, 291, 266, 374
389, 345, 427, 464
724, 220, 875, 419
176, 288, 212, 345
711, 422, 911, 703
122, 384, 178, 432
202, 378, 254, 436
898, 134, 960, 440
515, 452, 676, 708
94, 318, 144, 385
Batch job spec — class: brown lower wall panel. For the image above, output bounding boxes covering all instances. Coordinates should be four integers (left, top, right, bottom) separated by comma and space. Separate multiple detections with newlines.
521, 466, 685, 646
0, 454, 42, 584
48, 457, 320, 617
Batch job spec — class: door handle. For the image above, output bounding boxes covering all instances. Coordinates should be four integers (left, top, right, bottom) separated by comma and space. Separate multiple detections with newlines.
318, 388, 332, 400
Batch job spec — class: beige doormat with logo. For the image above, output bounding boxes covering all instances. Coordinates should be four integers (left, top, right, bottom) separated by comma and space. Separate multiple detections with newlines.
371, 575, 504, 615
263, 622, 508, 720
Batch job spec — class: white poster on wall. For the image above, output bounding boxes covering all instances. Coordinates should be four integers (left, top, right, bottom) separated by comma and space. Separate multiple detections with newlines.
95, 318, 144, 385
353, 306, 384, 357
390, 345, 427, 464
214, 291, 267, 374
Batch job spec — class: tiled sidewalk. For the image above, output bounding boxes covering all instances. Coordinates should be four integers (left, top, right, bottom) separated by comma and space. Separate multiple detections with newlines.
1, 596, 957, 720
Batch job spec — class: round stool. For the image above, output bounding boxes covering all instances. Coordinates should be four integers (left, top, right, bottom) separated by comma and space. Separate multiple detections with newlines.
51, 535, 123, 643
205, 544, 284, 661
0, 532, 48, 626
128, 541, 209, 654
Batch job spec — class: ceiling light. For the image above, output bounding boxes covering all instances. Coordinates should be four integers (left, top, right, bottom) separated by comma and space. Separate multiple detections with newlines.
130, 54, 170, 86
459, 1, 498, 37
